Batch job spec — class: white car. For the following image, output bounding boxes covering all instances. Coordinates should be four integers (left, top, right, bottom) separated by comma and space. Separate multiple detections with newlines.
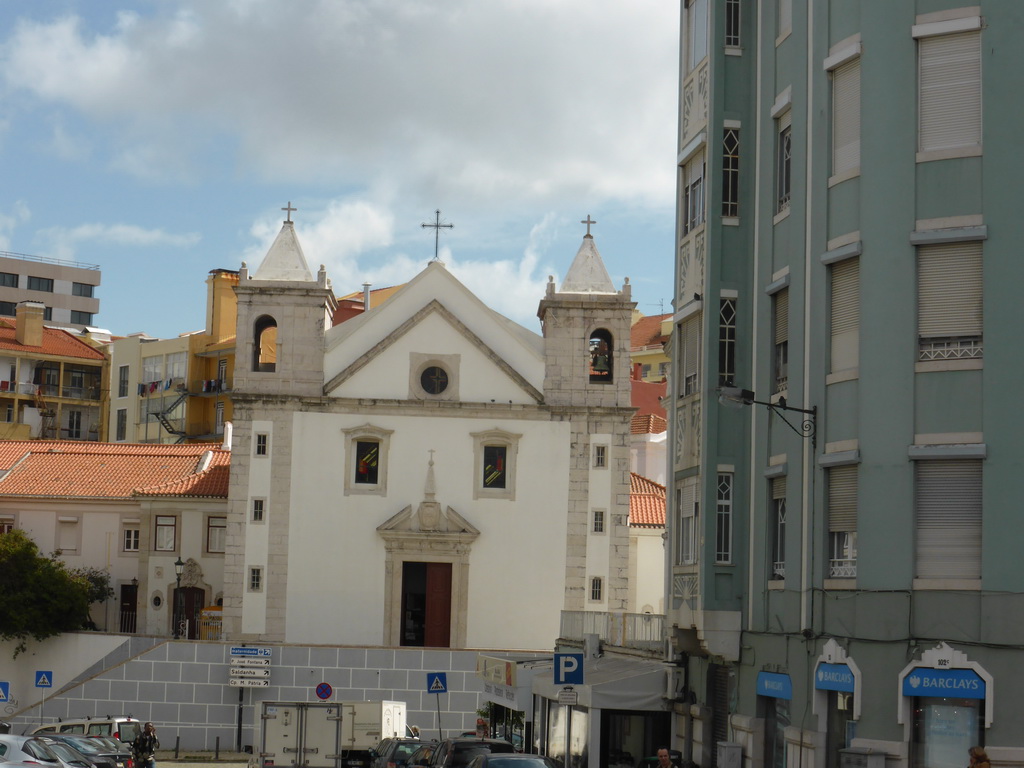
0, 734, 64, 767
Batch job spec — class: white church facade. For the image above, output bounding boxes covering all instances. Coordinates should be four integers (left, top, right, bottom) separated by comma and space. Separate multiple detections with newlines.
221, 216, 638, 651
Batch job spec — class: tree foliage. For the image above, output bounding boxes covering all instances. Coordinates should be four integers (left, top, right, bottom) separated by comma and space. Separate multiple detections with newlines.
70, 565, 115, 605
0, 529, 93, 657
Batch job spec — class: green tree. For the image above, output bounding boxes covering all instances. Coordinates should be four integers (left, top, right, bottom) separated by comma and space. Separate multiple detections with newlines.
0, 529, 92, 657
70, 565, 115, 605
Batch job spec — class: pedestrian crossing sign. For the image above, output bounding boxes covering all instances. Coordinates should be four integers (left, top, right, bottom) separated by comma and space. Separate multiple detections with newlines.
0, 682, 9, 701
427, 672, 448, 694
35, 671, 52, 688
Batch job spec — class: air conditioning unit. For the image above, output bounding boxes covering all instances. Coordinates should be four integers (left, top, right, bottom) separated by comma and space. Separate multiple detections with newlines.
840, 749, 885, 768
717, 742, 741, 768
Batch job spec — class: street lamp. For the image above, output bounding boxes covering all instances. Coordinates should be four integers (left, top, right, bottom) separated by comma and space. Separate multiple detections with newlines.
173, 557, 184, 639
718, 386, 817, 446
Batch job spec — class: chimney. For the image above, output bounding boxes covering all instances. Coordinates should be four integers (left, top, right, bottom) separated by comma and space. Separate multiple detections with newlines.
362, 282, 372, 312
15, 302, 44, 347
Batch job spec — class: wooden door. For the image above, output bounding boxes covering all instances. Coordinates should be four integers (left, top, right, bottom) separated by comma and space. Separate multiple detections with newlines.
423, 563, 452, 647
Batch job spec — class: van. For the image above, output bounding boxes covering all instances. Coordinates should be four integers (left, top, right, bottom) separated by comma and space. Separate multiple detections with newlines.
31, 717, 142, 744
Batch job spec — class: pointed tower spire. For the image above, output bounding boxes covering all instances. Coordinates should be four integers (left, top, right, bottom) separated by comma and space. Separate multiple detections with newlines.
559, 215, 615, 293
253, 205, 314, 282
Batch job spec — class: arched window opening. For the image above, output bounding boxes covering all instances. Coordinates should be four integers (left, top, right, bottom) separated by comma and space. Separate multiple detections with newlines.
589, 328, 614, 383
253, 315, 278, 372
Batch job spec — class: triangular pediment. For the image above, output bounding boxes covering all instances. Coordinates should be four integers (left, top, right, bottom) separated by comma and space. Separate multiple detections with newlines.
378, 503, 480, 540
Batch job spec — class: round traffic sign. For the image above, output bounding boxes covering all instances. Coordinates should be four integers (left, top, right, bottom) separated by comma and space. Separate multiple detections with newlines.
316, 682, 333, 700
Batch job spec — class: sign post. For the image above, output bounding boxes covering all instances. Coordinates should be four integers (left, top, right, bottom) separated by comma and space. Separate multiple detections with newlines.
426, 673, 448, 742
552, 655, 583, 764
35, 671, 53, 727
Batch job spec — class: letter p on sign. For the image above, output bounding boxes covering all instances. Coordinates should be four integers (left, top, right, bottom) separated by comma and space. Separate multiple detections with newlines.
554, 653, 584, 685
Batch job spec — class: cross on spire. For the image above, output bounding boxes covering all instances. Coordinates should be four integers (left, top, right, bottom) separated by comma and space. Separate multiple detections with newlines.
282, 201, 297, 223
581, 214, 597, 237
421, 209, 454, 261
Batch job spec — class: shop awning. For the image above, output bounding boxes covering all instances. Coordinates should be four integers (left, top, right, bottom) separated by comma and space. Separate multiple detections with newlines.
532, 656, 669, 711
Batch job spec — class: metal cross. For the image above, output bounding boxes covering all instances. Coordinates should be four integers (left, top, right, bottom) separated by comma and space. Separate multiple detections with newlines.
282, 202, 297, 222
421, 209, 454, 261
581, 215, 597, 236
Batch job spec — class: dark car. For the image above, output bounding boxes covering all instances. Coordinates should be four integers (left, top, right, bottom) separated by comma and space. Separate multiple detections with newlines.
429, 738, 516, 768
466, 756, 560, 768
407, 743, 439, 768
39, 734, 131, 768
374, 738, 427, 768
36, 739, 93, 768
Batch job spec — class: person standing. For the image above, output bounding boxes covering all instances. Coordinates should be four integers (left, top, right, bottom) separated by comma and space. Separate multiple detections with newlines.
132, 722, 160, 768
656, 748, 679, 768
968, 746, 990, 768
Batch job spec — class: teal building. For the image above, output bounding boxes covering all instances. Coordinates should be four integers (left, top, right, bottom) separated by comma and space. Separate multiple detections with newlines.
667, 3, 1022, 768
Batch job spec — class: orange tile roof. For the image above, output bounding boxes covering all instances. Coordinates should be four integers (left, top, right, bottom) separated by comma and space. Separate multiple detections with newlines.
631, 379, 667, 421
0, 440, 229, 499
630, 313, 671, 350
632, 413, 667, 435
630, 472, 666, 527
0, 320, 105, 360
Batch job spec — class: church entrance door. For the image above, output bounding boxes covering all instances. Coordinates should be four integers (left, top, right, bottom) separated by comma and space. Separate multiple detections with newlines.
401, 562, 452, 647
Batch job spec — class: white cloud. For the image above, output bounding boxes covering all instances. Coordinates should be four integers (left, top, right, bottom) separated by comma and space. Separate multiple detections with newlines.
0, 201, 31, 252
36, 222, 201, 260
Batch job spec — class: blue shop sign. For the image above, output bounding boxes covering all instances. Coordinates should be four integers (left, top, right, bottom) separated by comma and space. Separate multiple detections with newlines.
757, 671, 793, 700
816, 663, 855, 693
903, 668, 985, 699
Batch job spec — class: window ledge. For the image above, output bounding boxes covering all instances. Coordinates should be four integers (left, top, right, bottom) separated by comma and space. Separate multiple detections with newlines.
773, 207, 791, 226
823, 579, 857, 590
826, 369, 859, 385
344, 486, 386, 497
725, 46, 743, 57
828, 168, 861, 187
776, 29, 792, 47
722, 216, 740, 227
912, 578, 981, 591
768, 580, 785, 590
915, 358, 983, 373
916, 145, 982, 163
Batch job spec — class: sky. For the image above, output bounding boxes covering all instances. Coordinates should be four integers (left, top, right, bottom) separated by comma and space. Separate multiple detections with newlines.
0, 1, 679, 339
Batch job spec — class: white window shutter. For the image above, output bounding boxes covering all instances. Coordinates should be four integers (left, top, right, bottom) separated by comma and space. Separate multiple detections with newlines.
915, 460, 981, 579
774, 289, 789, 345
918, 242, 982, 338
832, 58, 861, 174
919, 31, 982, 152
830, 258, 860, 372
828, 465, 857, 532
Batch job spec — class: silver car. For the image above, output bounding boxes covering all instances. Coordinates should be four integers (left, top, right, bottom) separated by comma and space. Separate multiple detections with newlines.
0, 734, 64, 767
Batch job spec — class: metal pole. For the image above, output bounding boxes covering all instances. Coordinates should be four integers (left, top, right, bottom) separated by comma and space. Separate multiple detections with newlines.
174, 574, 182, 639
435, 693, 443, 742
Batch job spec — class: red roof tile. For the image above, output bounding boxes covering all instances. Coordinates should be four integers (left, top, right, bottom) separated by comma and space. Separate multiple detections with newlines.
0, 320, 105, 360
630, 313, 671, 350
631, 379, 667, 421
632, 413, 667, 435
630, 472, 666, 527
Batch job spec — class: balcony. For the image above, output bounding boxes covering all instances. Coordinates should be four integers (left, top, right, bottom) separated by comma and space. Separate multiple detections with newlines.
559, 610, 665, 652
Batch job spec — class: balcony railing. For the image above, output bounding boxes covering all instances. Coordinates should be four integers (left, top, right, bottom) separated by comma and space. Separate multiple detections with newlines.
560, 610, 665, 651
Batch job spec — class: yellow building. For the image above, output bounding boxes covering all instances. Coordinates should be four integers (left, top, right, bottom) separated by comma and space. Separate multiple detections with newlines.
630, 312, 671, 383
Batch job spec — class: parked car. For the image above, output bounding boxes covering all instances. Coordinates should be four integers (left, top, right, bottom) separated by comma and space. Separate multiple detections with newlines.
407, 743, 439, 768
466, 756, 560, 768
37, 734, 132, 768
0, 734, 65, 768
429, 738, 516, 768
373, 738, 426, 768
30, 719, 142, 745
37, 739, 93, 768
87, 737, 134, 768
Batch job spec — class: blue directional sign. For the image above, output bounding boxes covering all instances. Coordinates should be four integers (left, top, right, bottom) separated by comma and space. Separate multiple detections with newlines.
427, 672, 448, 694
35, 671, 53, 688
0, 681, 9, 701
553, 653, 584, 685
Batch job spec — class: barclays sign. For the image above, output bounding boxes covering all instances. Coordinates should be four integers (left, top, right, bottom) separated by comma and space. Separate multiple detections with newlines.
815, 663, 855, 693
902, 667, 985, 699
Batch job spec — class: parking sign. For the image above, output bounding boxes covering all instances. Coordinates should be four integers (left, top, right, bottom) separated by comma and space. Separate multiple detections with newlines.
553, 653, 584, 685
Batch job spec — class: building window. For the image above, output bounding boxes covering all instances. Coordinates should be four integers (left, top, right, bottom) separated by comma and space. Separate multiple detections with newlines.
218, 357, 228, 383
355, 440, 381, 484
419, 365, 449, 395
777, 0, 791, 38
716, 474, 733, 564
116, 409, 127, 442
118, 365, 129, 398
207, 516, 227, 554
918, 30, 981, 154
776, 112, 792, 213
831, 58, 861, 177
249, 567, 263, 592
722, 129, 740, 217
589, 328, 614, 383
155, 515, 176, 552
658, 361, 669, 378
27, 276, 53, 293
472, 429, 521, 500
831, 258, 860, 373
215, 402, 225, 435
67, 410, 82, 439
590, 577, 603, 602
252, 498, 265, 523
725, 0, 741, 47
0, 516, 15, 534
676, 484, 698, 566
343, 425, 394, 496
828, 465, 858, 578
142, 355, 162, 384
255, 433, 268, 456
681, 152, 706, 234
684, 0, 708, 73
679, 313, 701, 396
593, 445, 607, 469
123, 527, 140, 552
0, 302, 14, 317
0, 272, 17, 288
58, 517, 79, 553
641, 363, 651, 379
72, 282, 94, 298
593, 509, 605, 534
43, 307, 52, 321
253, 315, 277, 372
915, 459, 981, 579
771, 477, 786, 579
773, 288, 789, 393
718, 299, 736, 386
918, 242, 982, 361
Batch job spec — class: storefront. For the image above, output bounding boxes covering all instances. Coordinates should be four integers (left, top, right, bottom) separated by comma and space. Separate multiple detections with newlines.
898, 643, 992, 768
757, 671, 792, 768
475, 654, 551, 749
813, 639, 861, 768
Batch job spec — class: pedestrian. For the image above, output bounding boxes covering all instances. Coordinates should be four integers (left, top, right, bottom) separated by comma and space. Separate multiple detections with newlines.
656, 748, 679, 768
132, 722, 160, 768
968, 747, 990, 768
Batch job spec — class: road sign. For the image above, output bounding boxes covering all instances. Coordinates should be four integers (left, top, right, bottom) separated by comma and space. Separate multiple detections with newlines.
230, 656, 271, 667
35, 671, 53, 688
427, 672, 448, 694
557, 688, 578, 705
230, 667, 271, 678
316, 682, 333, 700
0, 682, 8, 702
230, 646, 272, 658
229, 678, 270, 687
553, 654, 584, 686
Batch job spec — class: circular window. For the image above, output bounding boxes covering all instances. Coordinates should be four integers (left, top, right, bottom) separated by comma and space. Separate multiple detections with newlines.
420, 366, 449, 395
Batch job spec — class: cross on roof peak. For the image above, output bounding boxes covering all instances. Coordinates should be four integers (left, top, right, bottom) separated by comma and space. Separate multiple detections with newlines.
581, 214, 597, 237
282, 201, 297, 223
